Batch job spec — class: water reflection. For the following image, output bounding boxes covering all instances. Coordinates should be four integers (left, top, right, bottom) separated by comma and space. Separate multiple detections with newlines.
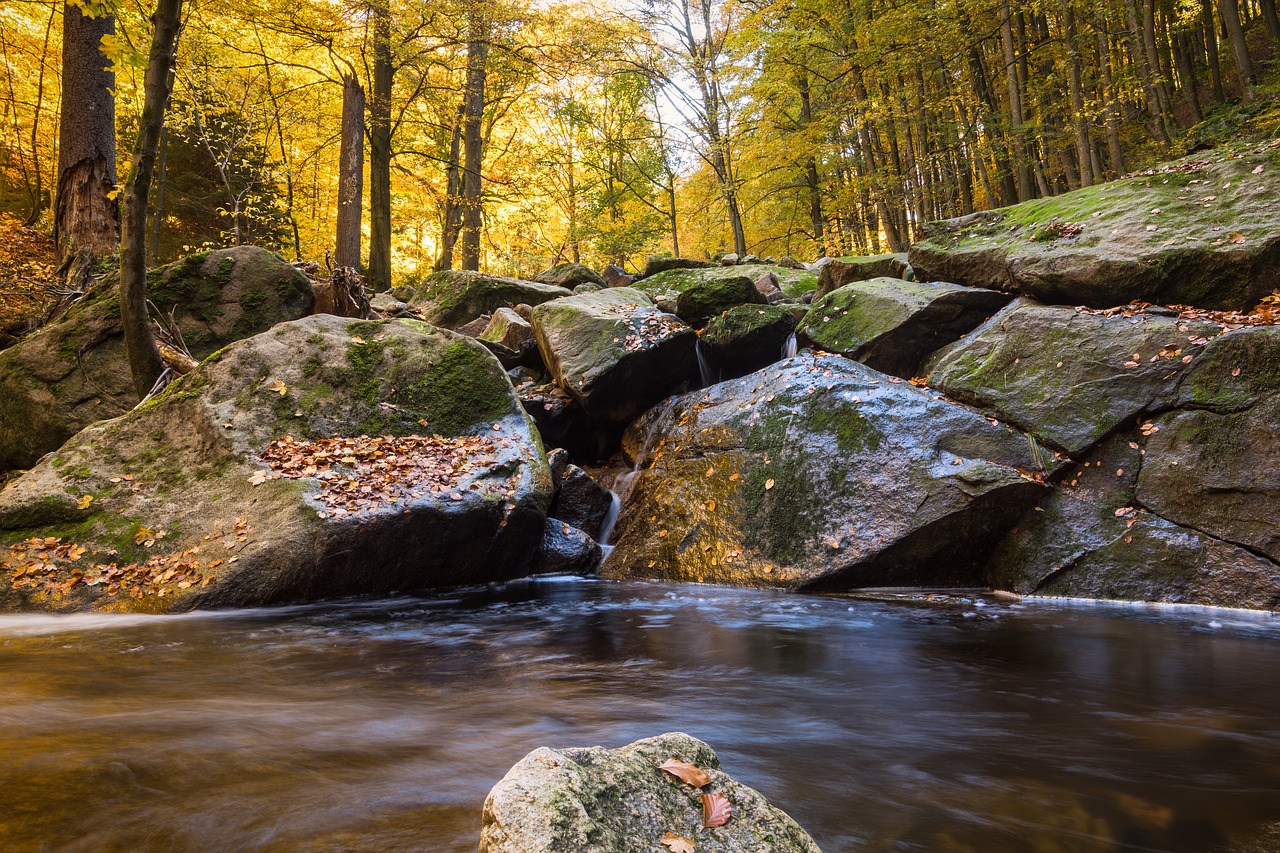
1, 579, 1278, 852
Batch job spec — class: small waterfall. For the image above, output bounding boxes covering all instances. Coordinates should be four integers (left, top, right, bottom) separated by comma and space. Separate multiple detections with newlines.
695, 338, 717, 387
597, 490, 623, 547
782, 332, 798, 359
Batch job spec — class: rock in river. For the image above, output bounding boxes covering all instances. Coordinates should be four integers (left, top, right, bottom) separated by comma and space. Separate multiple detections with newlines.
0, 315, 551, 613
480, 732, 820, 853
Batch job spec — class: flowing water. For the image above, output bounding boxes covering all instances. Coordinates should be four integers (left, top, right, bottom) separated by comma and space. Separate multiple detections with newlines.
2, 579, 1279, 853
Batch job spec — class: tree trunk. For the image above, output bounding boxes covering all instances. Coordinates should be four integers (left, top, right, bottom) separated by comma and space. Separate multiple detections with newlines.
1124, 0, 1172, 150
55, 4, 119, 266
148, 126, 167, 265
1261, 0, 1280, 49
1221, 0, 1257, 101
1097, 28, 1126, 177
1174, 29, 1203, 122
1202, 0, 1226, 102
119, 0, 183, 399
1063, 2, 1094, 187
1001, 0, 1034, 201
437, 104, 463, 271
368, 0, 393, 291
460, 21, 487, 272
334, 73, 365, 270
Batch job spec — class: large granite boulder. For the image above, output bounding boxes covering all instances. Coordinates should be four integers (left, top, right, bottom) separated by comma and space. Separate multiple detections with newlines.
643, 256, 715, 277
1136, 326, 1280, 562
480, 732, 820, 853
812, 253, 912, 298
638, 265, 818, 304
599, 353, 1052, 590
0, 315, 551, 612
531, 288, 697, 426
700, 305, 799, 381
909, 145, 1280, 310
407, 270, 571, 329
798, 278, 1010, 378
927, 300, 1222, 455
675, 275, 766, 328
0, 247, 314, 473
534, 262, 606, 289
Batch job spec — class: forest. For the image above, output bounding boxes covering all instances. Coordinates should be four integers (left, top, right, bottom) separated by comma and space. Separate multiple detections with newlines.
3, 0, 1278, 292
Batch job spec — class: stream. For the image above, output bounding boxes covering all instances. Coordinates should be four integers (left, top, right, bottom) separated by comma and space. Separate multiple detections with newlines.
2, 578, 1278, 852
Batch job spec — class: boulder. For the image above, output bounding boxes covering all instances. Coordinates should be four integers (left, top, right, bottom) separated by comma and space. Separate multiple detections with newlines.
482, 307, 542, 370
638, 265, 818, 303
927, 299, 1222, 455
752, 271, 781, 299
599, 353, 1051, 591
0, 315, 551, 613
1136, 326, 1280, 562
407, 270, 571, 329
908, 145, 1280, 310
699, 305, 799, 381
813, 254, 912, 298
719, 252, 740, 265
531, 518, 601, 576
479, 732, 820, 853
601, 265, 636, 288
798, 278, 1010, 378
531, 288, 697, 426
0, 247, 314, 473
675, 275, 766, 328
517, 381, 609, 462
644, 256, 715, 277
534, 262, 606, 289
551, 464, 614, 540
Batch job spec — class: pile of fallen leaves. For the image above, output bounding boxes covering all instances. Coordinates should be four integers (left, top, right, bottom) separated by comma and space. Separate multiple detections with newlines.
1075, 299, 1280, 330
656, 757, 731, 851
256, 433, 509, 518
0, 214, 57, 337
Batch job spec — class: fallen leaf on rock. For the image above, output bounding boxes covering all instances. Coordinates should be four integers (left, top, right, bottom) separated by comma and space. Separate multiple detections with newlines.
77, 494, 94, 510
702, 793, 731, 828
248, 471, 268, 486
659, 759, 711, 788
764, 478, 775, 490
1228, 232, 1246, 244
660, 834, 695, 853
267, 379, 288, 396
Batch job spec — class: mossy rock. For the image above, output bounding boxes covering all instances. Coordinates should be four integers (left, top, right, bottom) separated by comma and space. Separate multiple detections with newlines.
909, 145, 1280, 310
642, 256, 715, 277
533, 262, 605, 289
798, 277, 1009, 378
636, 264, 818, 303
409, 270, 571, 329
672, 275, 766, 328
0, 315, 551, 613
599, 353, 1051, 591
927, 299, 1222, 455
699, 304, 799, 382
0, 247, 314, 473
814, 253, 912, 297
530, 288, 697, 426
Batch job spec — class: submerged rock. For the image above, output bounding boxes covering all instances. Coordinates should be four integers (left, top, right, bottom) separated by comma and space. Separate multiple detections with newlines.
909, 145, 1280, 310
531, 288, 697, 426
0, 315, 551, 613
600, 353, 1052, 591
407, 270, 571, 329
479, 732, 820, 853
927, 300, 1221, 455
799, 277, 1009, 378
0, 246, 314, 473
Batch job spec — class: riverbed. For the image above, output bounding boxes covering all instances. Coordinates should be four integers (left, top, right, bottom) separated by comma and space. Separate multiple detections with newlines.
2, 578, 1278, 851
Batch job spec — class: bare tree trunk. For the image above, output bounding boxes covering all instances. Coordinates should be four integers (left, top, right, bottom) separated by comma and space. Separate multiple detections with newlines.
148, 127, 167, 265
367, 0, 393, 291
334, 73, 365, 270
1097, 28, 1126, 176
1001, 0, 1034, 201
120, 0, 183, 398
1063, 3, 1094, 187
22, 5, 57, 226
460, 20, 487, 272
1174, 29, 1203, 122
55, 4, 119, 267
1202, 0, 1226, 101
437, 104, 463, 271
1221, 0, 1257, 101
1260, 0, 1280, 49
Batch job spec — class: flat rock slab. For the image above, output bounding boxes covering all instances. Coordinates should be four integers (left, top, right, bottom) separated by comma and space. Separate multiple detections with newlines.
600, 353, 1052, 591
408, 270, 571, 328
0, 315, 551, 613
813, 253, 912, 297
531, 288, 697, 426
0, 247, 314, 472
799, 277, 1010, 378
927, 299, 1222, 456
908, 144, 1280, 311
480, 732, 820, 853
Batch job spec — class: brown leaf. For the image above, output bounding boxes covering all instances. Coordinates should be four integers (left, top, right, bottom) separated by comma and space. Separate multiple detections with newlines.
659, 758, 712, 788
702, 792, 731, 828
764, 478, 775, 490
660, 833, 696, 853
1228, 232, 1246, 244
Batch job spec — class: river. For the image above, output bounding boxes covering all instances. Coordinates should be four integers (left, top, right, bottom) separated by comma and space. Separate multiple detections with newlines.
2, 578, 1278, 852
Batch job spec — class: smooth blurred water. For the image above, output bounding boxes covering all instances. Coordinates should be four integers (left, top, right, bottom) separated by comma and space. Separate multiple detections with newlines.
1, 578, 1278, 852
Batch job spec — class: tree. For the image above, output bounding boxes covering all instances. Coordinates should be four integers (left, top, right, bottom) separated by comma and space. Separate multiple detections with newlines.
334, 72, 365, 270
120, 0, 185, 397
55, 2, 119, 277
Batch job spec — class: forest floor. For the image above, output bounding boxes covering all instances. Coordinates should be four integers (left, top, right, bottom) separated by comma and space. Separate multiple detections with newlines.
0, 215, 57, 338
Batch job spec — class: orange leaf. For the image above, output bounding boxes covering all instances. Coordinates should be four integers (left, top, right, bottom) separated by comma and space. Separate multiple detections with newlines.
660, 834, 695, 853
702, 792, 731, 827
659, 759, 711, 788
764, 478, 775, 490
